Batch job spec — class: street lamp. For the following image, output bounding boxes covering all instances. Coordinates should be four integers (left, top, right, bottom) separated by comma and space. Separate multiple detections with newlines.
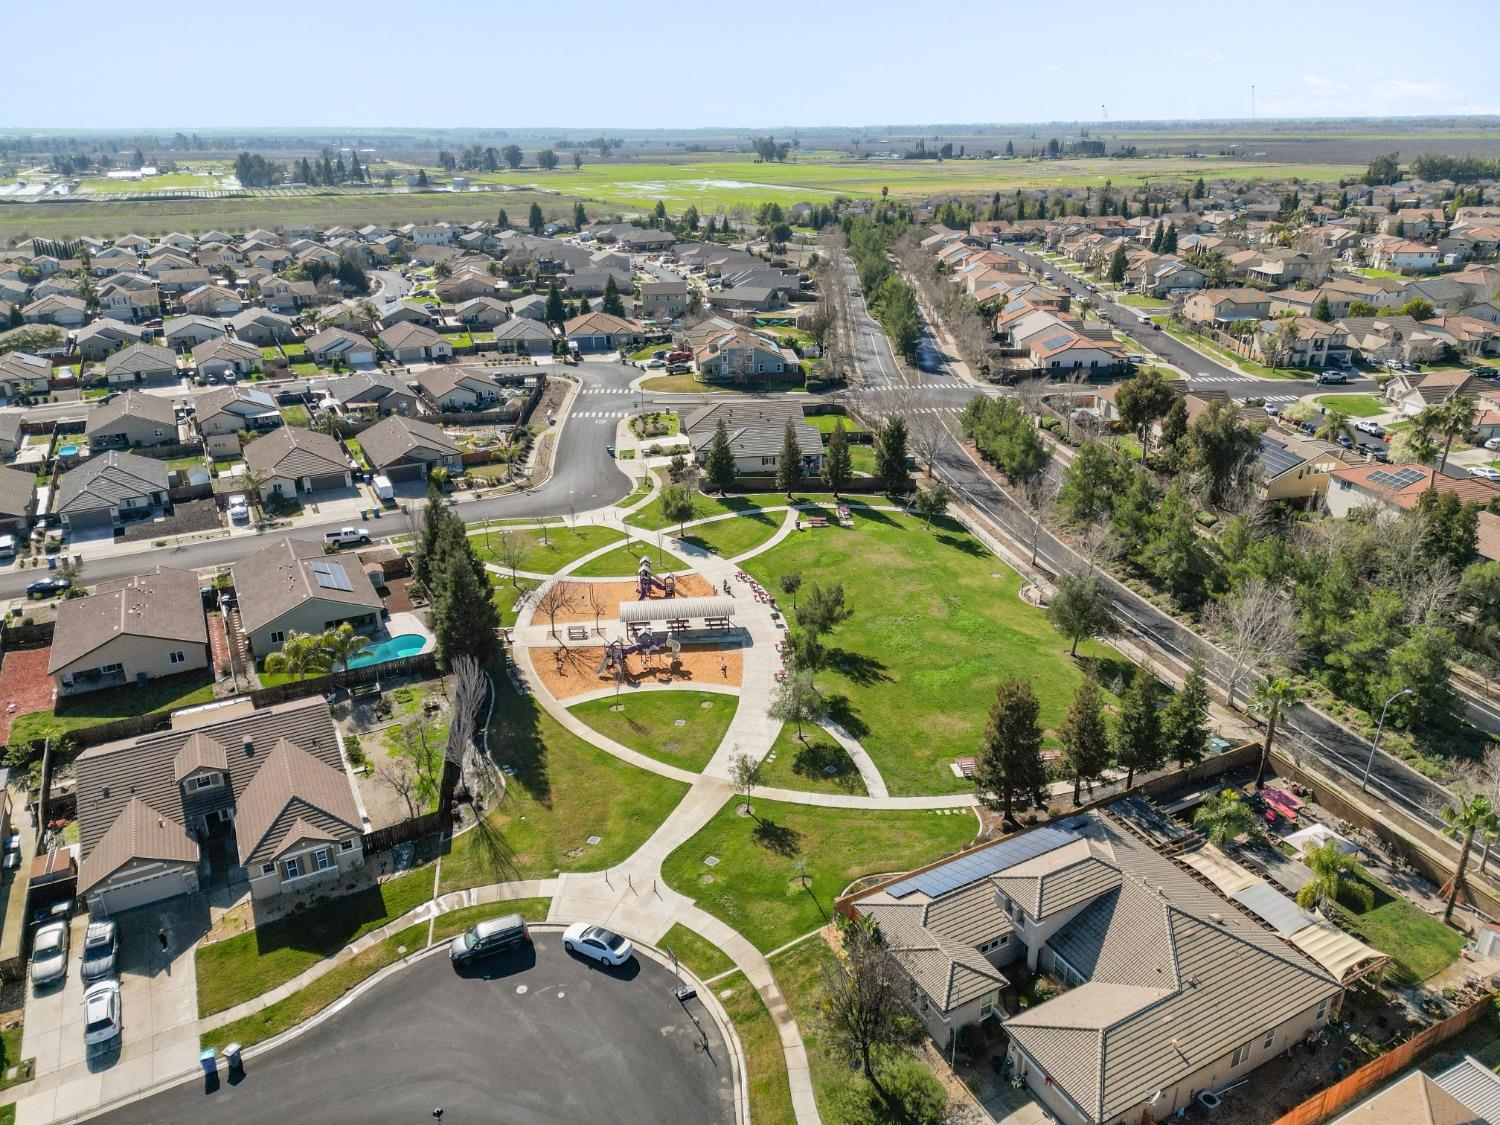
1360, 688, 1414, 792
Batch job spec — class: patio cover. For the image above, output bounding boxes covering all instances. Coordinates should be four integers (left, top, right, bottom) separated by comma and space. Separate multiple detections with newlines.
1178, 843, 1261, 897
1288, 918, 1388, 984
1285, 823, 1358, 855
618, 597, 736, 624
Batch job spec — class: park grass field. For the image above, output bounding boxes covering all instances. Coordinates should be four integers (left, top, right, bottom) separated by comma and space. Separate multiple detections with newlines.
568, 689, 736, 773
743, 510, 1131, 795
77, 173, 219, 194
471, 524, 625, 574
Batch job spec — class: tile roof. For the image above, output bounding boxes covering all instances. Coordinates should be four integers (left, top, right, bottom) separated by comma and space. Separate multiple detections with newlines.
85, 390, 176, 434
77, 796, 199, 893
230, 537, 382, 635
48, 566, 207, 673
358, 415, 459, 470
1331, 462, 1499, 509
0, 465, 36, 521
54, 450, 168, 515
233, 738, 361, 865
243, 426, 348, 479
1334, 1070, 1483, 1125
1434, 1057, 1500, 1124
103, 342, 177, 377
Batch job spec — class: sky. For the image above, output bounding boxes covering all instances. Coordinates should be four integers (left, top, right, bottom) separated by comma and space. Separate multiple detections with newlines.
5, 0, 1499, 130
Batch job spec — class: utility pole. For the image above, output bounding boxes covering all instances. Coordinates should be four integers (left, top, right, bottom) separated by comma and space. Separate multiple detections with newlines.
1251, 85, 1256, 120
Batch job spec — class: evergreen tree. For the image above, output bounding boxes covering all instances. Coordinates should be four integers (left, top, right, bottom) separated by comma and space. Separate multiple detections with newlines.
601, 275, 625, 317
576, 294, 591, 314
1113, 672, 1164, 787
1311, 294, 1332, 322
497, 208, 509, 229
1149, 222, 1163, 253
973, 678, 1047, 822
1161, 659, 1211, 768
416, 168, 429, 188
706, 216, 718, 236
573, 201, 587, 228
823, 419, 853, 495
528, 202, 545, 233
1162, 223, 1178, 253
1047, 571, 1115, 657
412, 484, 456, 591
1159, 395, 1189, 453
875, 416, 909, 494
706, 417, 737, 492
1107, 243, 1128, 284
544, 279, 566, 325
1059, 677, 1112, 805
776, 421, 804, 494
429, 530, 503, 669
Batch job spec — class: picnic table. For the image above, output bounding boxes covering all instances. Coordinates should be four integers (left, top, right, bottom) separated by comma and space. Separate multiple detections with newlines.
566, 625, 588, 642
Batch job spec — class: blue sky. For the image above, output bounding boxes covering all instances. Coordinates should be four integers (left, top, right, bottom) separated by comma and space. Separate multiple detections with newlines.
5, 0, 1498, 129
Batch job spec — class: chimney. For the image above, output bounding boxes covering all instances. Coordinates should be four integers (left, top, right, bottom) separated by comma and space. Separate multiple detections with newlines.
243, 736, 255, 757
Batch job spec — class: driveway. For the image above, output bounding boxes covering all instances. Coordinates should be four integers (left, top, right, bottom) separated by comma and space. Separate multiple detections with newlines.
18, 899, 205, 1125
102, 930, 735, 1125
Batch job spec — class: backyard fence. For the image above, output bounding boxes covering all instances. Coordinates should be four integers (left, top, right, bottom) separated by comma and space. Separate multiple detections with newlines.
246, 652, 439, 707
1, 621, 55, 646
1270, 989, 1496, 1125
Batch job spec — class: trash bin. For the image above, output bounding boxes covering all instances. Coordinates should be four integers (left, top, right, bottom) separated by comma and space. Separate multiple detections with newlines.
223, 1042, 243, 1071
199, 1048, 217, 1076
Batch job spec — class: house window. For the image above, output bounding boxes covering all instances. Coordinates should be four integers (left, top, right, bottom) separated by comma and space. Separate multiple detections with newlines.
272, 481, 284, 493
340, 839, 354, 852
101, 663, 124, 676
1263, 1029, 1275, 1051
282, 857, 301, 880
190, 773, 218, 790
260, 863, 275, 876
314, 850, 332, 872
269, 631, 285, 645
1231, 1042, 1252, 1067
169, 650, 186, 665
1316, 999, 1329, 1022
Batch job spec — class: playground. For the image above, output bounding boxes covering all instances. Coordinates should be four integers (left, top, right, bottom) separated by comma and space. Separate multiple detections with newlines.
536, 572, 717, 625
534, 642, 743, 701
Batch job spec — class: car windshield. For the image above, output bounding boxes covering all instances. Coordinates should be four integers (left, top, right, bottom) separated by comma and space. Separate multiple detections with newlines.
85, 933, 109, 951
35, 932, 62, 954
463, 931, 478, 950
84, 1006, 113, 1033
602, 931, 627, 951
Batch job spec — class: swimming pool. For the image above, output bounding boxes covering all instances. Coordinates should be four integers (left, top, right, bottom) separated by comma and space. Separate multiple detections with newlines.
350, 633, 427, 668
58, 444, 79, 457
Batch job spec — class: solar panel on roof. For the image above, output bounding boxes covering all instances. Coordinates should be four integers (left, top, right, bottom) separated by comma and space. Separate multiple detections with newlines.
885, 825, 1079, 899
1367, 467, 1424, 490
311, 561, 354, 592
1258, 435, 1302, 479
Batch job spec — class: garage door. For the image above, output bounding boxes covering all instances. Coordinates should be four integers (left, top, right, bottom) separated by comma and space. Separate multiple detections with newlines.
94, 868, 192, 916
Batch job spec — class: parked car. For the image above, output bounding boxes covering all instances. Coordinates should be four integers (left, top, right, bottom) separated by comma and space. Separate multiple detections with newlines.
605, 444, 615, 458
80, 921, 117, 983
227, 494, 250, 523
1336, 434, 1353, 449
1468, 466, 1500, 482
644, 358, 665, 369
449, 914, 530, 965
82, 979, 122, 1046
1316, 370, 1349, 385
562, 923, 633, 967
1354, 420, 1386, 437
323, 528, 370, 548
26, 578, 71, 599
1485, 437, 1500, 451
31, 921, 69, 988
1263, 404, 1281, 418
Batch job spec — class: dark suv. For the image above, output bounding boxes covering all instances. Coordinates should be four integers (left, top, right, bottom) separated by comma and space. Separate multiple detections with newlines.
449, 914, 529, 965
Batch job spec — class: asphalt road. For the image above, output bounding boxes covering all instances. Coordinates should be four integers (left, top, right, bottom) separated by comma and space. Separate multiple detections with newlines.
101, 935, 734, 1125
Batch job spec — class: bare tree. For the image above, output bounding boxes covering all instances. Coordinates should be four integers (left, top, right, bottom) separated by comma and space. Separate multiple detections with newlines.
819, 916, 923, 1111
374, 761, 420, 820
535, 580, 580, 639
1200, 578, 1302, 710
1458, 747, 1500, 876
587, 583, 607, 636
1015, 376, 1047, 420
495, 531, 527, 588
447, 655, 502, 810
1016, 469, 1060, 568
906, 407, 947, 478
1394, 559, 1460, 627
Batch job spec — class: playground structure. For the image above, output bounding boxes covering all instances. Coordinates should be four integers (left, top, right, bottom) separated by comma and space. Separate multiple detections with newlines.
637, 556, 676, 600
597, 630, 682, 678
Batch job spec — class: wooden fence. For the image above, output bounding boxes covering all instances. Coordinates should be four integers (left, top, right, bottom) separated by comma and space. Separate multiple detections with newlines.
1271, 990, 1495, 1125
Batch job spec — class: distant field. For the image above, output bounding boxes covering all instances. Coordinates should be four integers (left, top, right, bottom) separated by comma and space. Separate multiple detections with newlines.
77, 173, 219, 195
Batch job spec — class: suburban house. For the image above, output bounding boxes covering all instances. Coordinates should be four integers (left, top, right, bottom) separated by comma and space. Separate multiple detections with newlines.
454, 297, 511, 328
96, 275, 160, 322
193, 337, 263, 380
1367, 238, 1440, 273
683, 400, 823, 476
1252, 317, 1350, 368
21, 294, 87, 328
85, 391, 178, 449
243, 427, 353, 499
850, 810, 1343, 1125
0, 351, 54, 397
378, 302, 438, 330
693, 325, 798, 384
0, 463, 35, 534
304, 327, 376, 367
639, 279, 690, 319
325, 372, 420, 417
1030, 329, 1127, 372
1333, 1055, 1500, 1124
358, 415, 463, 481
74, 319, 145, 361
1182, 289, 1273, 327
1258, 432, 1357, 507
1323, 463, 1498, 519
53, 450, 171, 531
194, 386, 282, 457
103, 342, 179, 387
232, 538, 383, 657
74, 696, 365, 914
181, 284, 243, 317
1338, 316, 1451, 366
162, 314, 227, 350
1383, 369, 1477, 417
416, 367, 510, 411
48, 567, 209, 696
510, 294, 548, 321
490, 316, 553, 355
379, 322, 453, 364
564, 311, 639, 352
0, 416, 21, 461
259, 277, 317, 312
227, 308, 298, 346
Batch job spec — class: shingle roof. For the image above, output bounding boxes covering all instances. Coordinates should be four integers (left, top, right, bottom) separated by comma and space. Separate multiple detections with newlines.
242, 426, 348, 479
358, 415, 459, 470
173, 731, 229, 783
77, 796, 199, 893
103, 342, 177, 377
48, 566, 207, 672
85, 390, 176, 435
231, 537, 382, 635
0, 465, 36, 521
54, 450, 168, 515
233, 738, 361, 865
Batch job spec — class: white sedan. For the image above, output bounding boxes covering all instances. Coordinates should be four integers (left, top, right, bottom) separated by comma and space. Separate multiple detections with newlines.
562, 923, 634, 966
1468, 466, 1500, 482
83, 979, 122, 1046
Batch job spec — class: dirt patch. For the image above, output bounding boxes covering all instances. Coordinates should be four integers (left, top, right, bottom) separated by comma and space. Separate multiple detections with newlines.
122, 498, 223, 541
540, 574, 716, 625
0, 646, 56, 742
381, 576, 417, 614
532, 642, 743, 701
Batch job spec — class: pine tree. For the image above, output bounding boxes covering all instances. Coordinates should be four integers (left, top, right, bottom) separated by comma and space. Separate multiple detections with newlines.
576, 295, 591, 314
1059, 677, 1111, 805
1149, 222, 1163, 253
429, 531, 502, 669
528, 202, 544, 233
544, 279, 566, 325
416, 168, 429, 188
1311, 294, 1332, 323
412, 484, 455, 591
497, 208, 509, 229
706, 417, 737, 492
823, 419, 853, 495
1107, 243, 1128, 284
1113, 673, 1163, 787
973, 678, 1046, 823
1162, 223, 1178, 254
1162, 659, 1211, 768
601, 275, 624, 317
776, 421, 804, 494
875, 417, 909, 494
573, 201, 587, 228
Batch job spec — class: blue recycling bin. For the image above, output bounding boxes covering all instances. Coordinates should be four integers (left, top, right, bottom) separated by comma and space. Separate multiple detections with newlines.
199, 1048, 217, 1075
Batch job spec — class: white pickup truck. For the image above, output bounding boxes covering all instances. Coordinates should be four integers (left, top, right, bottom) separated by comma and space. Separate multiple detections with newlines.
323, 527, 371, 548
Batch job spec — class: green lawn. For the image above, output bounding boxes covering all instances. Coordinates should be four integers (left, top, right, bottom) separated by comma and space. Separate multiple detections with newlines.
803, 413, 864, 436
716, 972, 795, 1125
202, 922, 427, 1053
569, 540, 688, 578
1339, 877, 1465, 985
678, 510, 786, 559
661, 794, 976, 952
289, 363, 321, 377
639, 374, 806, 394
489, 574, 540, 627
0, 1024, 32, 1093
195, 868, 432, 1017
745, 511, 1130, 795
429, 897, 552, 943
9, 669, 216, 745
279, 405, 311, 425
627, 489, 807, 532
1356, 267, 1406, 280
660, 922, 736, 980
1116, 294, 1169, 308
1315, 394, 1384, 418
568, 690, 735, 772
437, 685, 689, 893
472, 524, 625, 575
758, 725, 865, 795
1154, 320, 1311, 380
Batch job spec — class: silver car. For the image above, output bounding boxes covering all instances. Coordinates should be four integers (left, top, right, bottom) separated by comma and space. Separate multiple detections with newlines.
31, 921, 69, 988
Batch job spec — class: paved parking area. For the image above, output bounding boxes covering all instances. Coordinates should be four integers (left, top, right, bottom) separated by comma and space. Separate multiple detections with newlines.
105, 930, 734, 1125
18, 900, 204, 1125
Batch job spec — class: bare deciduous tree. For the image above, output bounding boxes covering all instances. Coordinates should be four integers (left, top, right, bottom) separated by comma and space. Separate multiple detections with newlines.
494, 531, 527, 588
535, 580, 580, 639
1016, 469, 1060, 567
906, 406, 948, 478
729, 751, 761, 821
1200, 578, 1302, 709
587, 584, 607, 636
374, 761, 421, 820
819, 916, 923, 1111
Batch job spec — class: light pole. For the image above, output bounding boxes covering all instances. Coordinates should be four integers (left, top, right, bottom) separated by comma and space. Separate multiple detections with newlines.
1360, 688, 1413, 792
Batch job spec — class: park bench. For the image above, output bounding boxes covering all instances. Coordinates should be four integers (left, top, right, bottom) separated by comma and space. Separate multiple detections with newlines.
801, 515, 830, 529
704, 616, 732, 631
567, 625, 588, 642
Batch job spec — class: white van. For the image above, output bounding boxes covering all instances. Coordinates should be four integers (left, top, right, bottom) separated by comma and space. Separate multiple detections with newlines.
372, 475, 395, 502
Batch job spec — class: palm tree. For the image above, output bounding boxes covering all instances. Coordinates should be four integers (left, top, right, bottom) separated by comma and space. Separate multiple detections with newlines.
240, 468, 270, 516
1249, 676, 1298, 788
1430, 394, 1478, 482
1193, 788, 1255, 846
1441, 794, 1500, 922
427, 466, 451, 490
1315, 409, 1350, 444
263, 631, 333, 682
1296, 840, 1372, 914
320, 623, 373, 683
